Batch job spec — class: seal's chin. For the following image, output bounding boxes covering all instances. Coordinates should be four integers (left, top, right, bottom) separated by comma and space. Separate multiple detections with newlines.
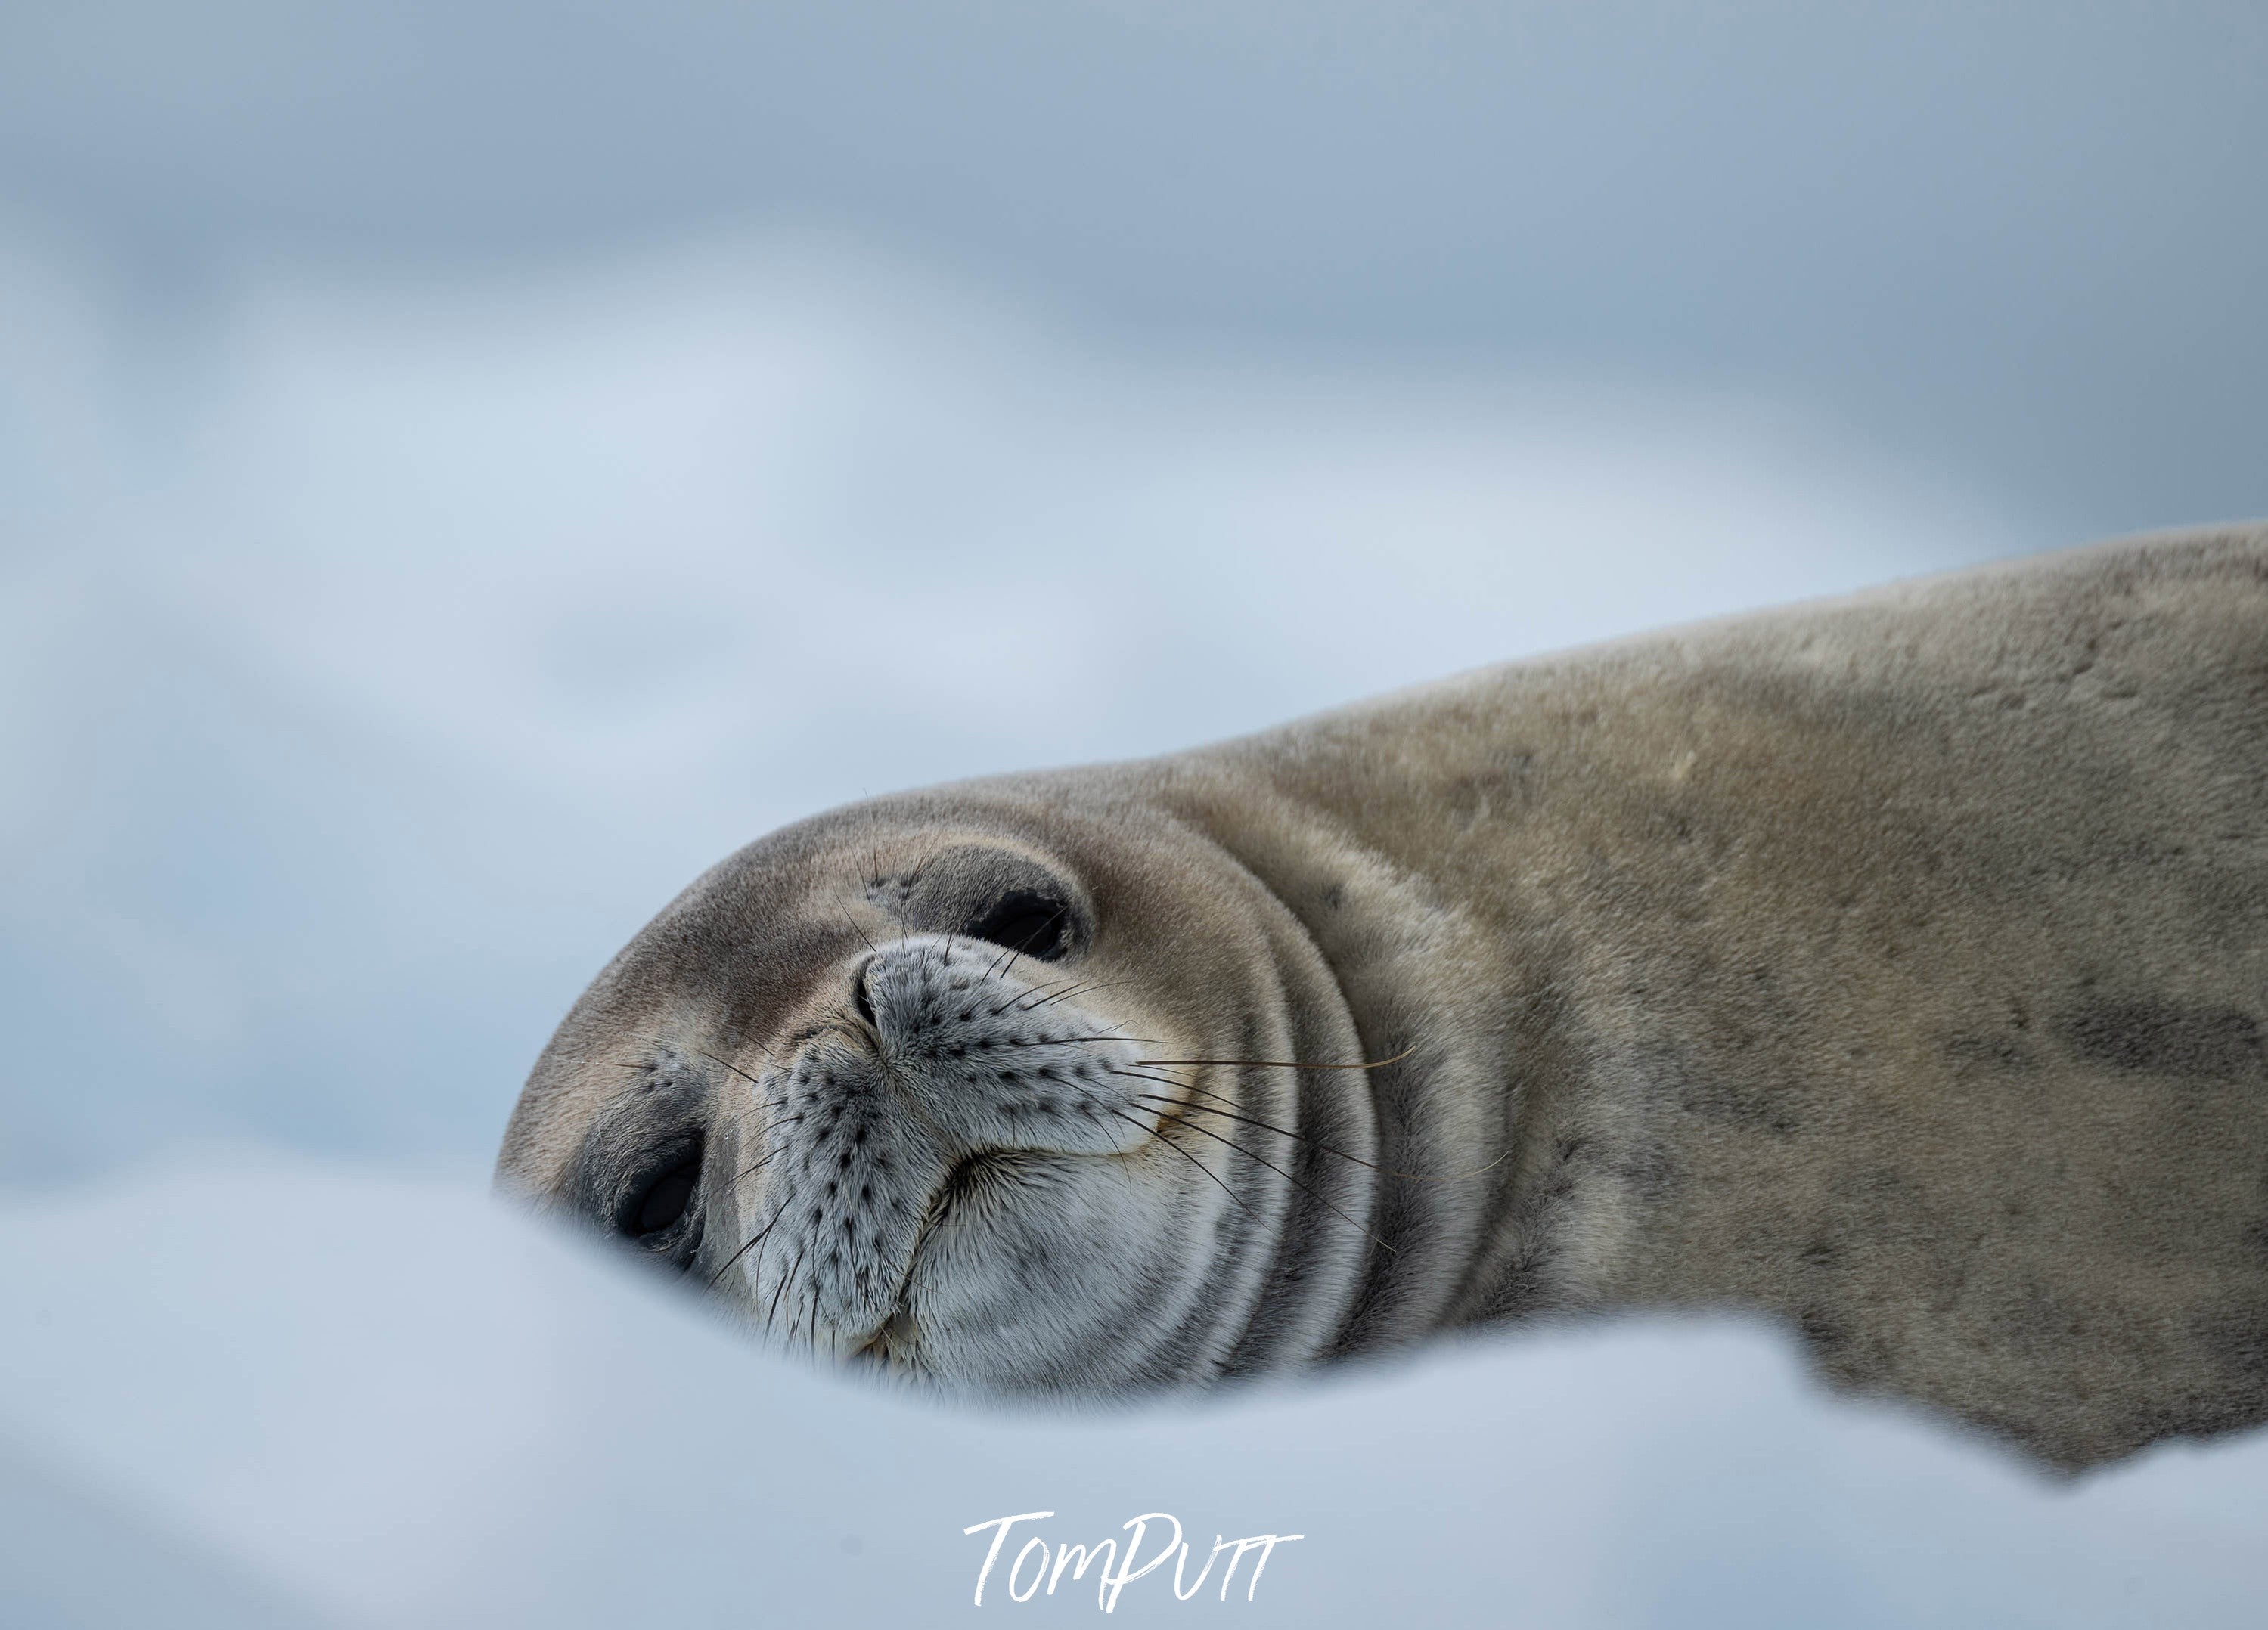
833, 1154, 987, 1374
841, 1148, 991, 1367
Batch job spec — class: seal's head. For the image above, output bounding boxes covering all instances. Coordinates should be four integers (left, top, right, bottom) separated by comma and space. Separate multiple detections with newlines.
496, 779, 1380, 1392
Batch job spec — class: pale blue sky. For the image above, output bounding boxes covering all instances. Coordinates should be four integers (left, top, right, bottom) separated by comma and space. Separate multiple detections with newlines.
4, 2, 2263, 537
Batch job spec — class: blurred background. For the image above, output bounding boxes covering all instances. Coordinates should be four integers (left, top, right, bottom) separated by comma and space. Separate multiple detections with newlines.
6, 2, 2259, 1189
5, 7, 2268, 1625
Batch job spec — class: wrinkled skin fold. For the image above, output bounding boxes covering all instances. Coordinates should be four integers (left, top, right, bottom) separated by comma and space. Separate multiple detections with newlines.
500, 523, 2268, 1470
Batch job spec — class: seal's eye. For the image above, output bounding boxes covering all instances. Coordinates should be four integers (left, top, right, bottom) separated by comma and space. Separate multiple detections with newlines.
872, 845, 1090, 959
624, 1148, 703, 1241
964, 888, 1071, 961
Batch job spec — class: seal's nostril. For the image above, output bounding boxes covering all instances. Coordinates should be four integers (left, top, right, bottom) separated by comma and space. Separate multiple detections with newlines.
851, 963, 879, 1029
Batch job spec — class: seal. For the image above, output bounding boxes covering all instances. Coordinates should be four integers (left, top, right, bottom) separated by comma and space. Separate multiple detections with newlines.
498, 522, 2268, 1469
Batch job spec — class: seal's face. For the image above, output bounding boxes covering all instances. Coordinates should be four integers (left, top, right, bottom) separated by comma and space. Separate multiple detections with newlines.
497, 792, 1379, 1393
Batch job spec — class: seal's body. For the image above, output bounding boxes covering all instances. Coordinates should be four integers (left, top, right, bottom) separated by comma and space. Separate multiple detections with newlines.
500, 525, 2268, 1469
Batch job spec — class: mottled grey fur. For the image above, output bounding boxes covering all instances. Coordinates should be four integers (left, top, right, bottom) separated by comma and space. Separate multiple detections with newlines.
501, 522, 2268, 1469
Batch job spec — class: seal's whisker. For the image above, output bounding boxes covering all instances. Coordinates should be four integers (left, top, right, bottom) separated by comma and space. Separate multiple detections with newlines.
746, 1193, 799, 1300
1016, 977, 1134, 1012
612, 1030, 784, 1078
706, 1193, 793, 1290
1118, 1091, 1395, 1253
729, 1146, 790, 1186
740, 1195, 791, 1278
834, 894, 881, 956
1126, 1087, 1506, 1185
729, 1110, 807, 1143
764, 1239, 809, 1336
903, 834, 949, 894
595, 1050, 750, 1085
1095, 1105, 1270, 1235
1135, 1047, 1417, 1072
991, 1033, 1162, 1049
1125, 1086, 1382, 1170
723, 1102, 794, 1133
1000, 980, 1088, 1015
696, 1046, 772, 1086
1103, 1065, 1200, 1095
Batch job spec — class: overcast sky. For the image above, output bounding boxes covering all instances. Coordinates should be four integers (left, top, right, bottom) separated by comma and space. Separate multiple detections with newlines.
4, 2, 2263, 537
